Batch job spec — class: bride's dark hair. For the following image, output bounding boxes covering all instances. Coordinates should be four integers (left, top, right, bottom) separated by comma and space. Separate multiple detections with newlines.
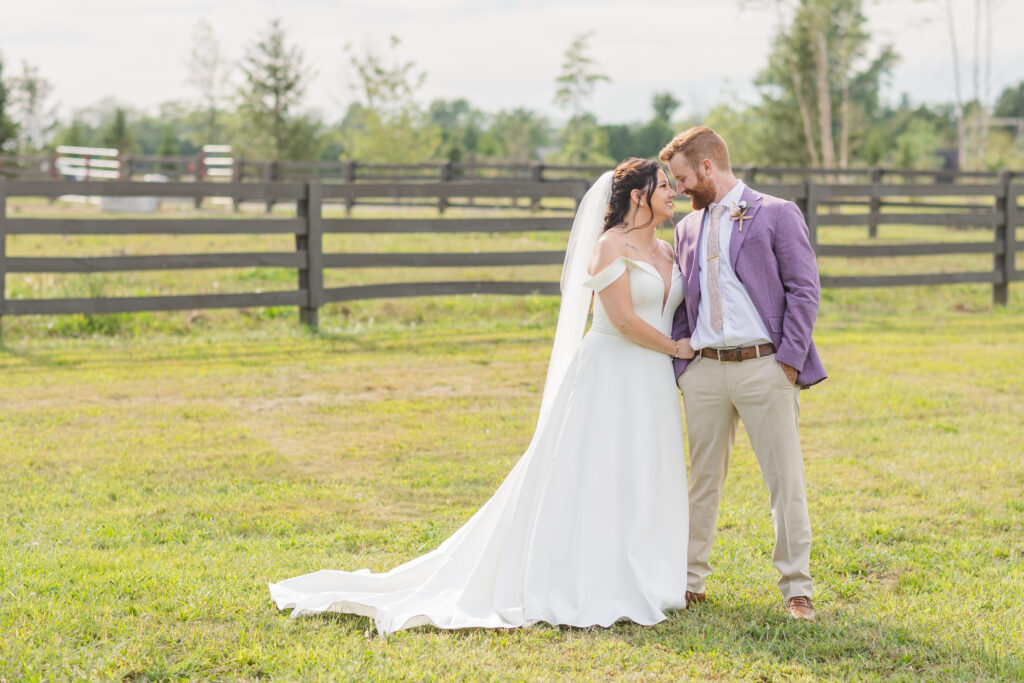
603, 158, 661, 232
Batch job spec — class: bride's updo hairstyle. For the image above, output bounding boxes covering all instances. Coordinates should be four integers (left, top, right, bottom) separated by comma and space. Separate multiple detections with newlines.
603, 158, 661, 232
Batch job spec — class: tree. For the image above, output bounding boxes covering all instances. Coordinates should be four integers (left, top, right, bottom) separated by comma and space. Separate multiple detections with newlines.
236, 19, 317, 160
345, 35, 425, 118
631, 92, 682, 159
702, 103, 770, 167
428, 98, 485, 161
53, 118, 89, 148
478, 108, 550, 162
9, 60, 58, 152
928, 0, 1004, 169
185, 19, 232, 144
755, 0, 897, 168
601, 123, 634, 163
340, 36, 440, 162
552, 32, 611, 165
552, 113, 612, 166
553, 32, 610, 118
0, 53, 19, 152
651, 92, 680, 123
340, 102, 440, 163
993, 81, 1024, 118
135, 101, 198, 156
101, 107, 135, 152
892, 118, 944, 168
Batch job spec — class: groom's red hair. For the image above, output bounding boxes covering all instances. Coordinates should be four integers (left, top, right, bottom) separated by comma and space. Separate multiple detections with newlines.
659, 126, 731, 173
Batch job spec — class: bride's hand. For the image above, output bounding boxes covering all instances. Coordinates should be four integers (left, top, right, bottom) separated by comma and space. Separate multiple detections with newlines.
674, 338, 695, 360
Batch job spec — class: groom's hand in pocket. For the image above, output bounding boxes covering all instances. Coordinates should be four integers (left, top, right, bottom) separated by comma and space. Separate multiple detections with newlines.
779, 361, 798, 385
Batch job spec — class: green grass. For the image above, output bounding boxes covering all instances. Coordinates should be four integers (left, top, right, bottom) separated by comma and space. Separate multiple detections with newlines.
2, 282, 1023, 681
1, 199, 1023, 680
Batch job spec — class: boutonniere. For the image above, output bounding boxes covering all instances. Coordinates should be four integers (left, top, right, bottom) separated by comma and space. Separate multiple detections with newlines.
729, 201, 752, 232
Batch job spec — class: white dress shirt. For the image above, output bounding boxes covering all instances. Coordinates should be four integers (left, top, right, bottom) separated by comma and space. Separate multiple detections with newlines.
690, 180, 773, 351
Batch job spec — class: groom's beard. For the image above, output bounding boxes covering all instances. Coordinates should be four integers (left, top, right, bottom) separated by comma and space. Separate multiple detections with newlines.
685, 176, 717, 211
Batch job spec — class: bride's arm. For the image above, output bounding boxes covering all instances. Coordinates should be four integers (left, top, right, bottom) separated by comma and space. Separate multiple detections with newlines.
589, 238, 693, 359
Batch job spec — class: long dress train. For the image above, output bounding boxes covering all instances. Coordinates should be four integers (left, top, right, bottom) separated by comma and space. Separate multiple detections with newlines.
269, 256, 688, 635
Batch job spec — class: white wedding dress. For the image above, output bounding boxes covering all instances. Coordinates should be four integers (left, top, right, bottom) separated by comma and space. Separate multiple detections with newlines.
269, 174, 688, 635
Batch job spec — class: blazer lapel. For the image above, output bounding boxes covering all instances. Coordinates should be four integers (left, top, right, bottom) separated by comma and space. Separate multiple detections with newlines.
728, 186, 764, 271
686, 210, 704, 320
689, 211, 704, 288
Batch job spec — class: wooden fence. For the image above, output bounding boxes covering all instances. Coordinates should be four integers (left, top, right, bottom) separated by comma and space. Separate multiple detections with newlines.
4, 153, 1007, 186
3, 153, 1016, 218
0, 176, 1020, 336
0, 153, 605, 184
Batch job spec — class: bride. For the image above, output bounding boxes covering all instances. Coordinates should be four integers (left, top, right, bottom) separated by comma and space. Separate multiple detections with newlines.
269, 158, 694, 635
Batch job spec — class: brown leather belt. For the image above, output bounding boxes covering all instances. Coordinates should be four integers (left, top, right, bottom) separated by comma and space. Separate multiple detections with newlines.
699, 343, 776, 362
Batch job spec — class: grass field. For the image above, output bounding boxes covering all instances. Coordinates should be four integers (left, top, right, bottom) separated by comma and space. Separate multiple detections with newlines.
1, 199, 1023, 680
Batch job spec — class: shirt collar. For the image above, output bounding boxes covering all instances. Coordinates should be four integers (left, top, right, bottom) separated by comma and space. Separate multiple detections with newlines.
710, 180, 746, 212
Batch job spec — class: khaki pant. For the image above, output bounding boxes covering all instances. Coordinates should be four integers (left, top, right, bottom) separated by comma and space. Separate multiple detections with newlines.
678, 353, 812, 599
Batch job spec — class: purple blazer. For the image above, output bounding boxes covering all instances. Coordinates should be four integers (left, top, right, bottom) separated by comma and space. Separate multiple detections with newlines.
671, 185, 827, 389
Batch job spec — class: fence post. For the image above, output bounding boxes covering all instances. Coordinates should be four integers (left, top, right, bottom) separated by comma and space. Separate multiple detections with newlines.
530, 162, 544, 212
343, 160, 356, 216
120, 155, 133, 181
297, 182, 323, 328
868, 167, 882, 239
795, 181, 819, 254
231, 156, 243, 212
438, 160, 453, 214
194, 151, 205, 208
264, 161, 278, 214
993, 171, 1013, 306
463, 155, 473, 207
1009, 177, 1020, 301
807, 182, 819, 253
0, 177, 6, 341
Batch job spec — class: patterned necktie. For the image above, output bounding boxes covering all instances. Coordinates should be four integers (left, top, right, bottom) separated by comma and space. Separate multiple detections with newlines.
707, 204, 725, 332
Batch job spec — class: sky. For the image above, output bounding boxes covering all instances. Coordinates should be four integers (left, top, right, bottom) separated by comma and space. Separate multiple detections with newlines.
2, 0, 1023, 125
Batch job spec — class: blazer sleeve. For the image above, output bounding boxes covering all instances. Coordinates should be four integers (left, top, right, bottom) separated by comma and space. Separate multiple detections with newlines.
671, 217, 694, 379
773, 201, 821, 371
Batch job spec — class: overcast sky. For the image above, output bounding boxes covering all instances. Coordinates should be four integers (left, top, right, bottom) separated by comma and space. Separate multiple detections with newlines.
2, 0, 1023, 125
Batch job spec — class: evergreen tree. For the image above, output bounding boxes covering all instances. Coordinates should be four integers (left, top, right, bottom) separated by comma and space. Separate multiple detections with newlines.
101, 107, 135, 152
236, 19, 317, 160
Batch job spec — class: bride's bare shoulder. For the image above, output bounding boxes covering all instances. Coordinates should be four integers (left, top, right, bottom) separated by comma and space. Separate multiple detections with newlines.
657, 239, 675, 261
589, 231, 629, 274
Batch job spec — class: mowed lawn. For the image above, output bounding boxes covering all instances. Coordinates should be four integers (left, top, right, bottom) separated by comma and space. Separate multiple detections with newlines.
1, 280, 1022, 682
1, 190, 1022, 680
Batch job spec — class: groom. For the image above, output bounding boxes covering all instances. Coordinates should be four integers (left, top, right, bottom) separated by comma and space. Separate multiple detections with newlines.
660, 126, 826, 621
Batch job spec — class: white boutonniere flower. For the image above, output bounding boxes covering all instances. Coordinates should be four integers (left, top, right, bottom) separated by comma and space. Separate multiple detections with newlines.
729, 200, 752, 232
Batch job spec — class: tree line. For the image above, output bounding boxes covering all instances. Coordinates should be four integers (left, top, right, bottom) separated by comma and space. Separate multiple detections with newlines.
1, 0, 1023, 171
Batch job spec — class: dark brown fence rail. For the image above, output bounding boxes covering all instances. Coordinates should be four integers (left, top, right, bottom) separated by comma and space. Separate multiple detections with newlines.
0, 175, 1021, 337
6, 154, 1013, 215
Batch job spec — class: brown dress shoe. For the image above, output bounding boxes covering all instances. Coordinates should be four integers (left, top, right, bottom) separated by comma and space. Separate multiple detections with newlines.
786, 595, 815, 621
685, 591, 706, 608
